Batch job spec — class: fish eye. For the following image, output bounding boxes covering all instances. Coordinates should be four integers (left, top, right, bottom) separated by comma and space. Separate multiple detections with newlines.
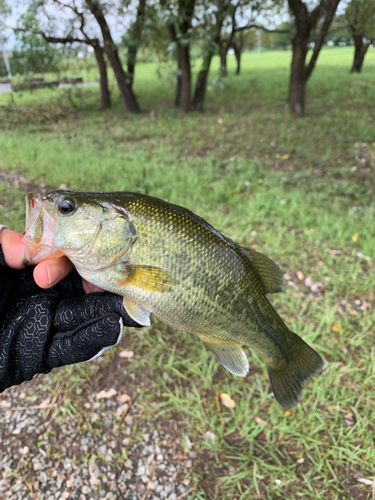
57, 197, 76, 216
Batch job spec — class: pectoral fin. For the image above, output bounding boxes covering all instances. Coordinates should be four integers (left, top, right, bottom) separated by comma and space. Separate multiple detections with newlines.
203, 341, 249, 377
120, 265, 173, 293
123, 297, 151, 326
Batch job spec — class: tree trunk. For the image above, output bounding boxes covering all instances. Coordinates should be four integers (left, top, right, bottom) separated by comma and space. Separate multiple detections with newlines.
177, 45, 191, 112
175, 56, 182, 107
219, 43, 228, 76
192, 54, 213, 111
351, 35, 370, 73
127, 0, 146, 89
93, 44, 111, 110
233, 43, 241, 75
287, 0, 340, 117
289, 32, 309, 117
86, 0, 140, 113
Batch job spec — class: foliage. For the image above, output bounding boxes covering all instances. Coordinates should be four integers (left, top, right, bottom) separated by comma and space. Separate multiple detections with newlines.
327, 14, 352, 46
345, 0, 375, 40
14, 11, 61, 74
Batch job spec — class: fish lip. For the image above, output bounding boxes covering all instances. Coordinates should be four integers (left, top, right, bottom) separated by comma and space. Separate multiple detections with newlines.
23, 193, 58, 265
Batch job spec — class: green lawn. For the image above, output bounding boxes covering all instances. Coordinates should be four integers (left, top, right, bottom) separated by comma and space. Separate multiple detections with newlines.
1, 47, 375, 499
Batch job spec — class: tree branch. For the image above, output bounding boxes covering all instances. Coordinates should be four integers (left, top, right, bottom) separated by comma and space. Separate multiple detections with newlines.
306, 0, 340, 79
235, 23, 290, 34
14, 25, 98, 47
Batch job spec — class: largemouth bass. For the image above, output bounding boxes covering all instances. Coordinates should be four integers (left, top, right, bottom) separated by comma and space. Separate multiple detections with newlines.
23, 190, 323, 408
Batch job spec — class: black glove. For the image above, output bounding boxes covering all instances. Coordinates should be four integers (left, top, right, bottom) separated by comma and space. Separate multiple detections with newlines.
0, 245, 141, 393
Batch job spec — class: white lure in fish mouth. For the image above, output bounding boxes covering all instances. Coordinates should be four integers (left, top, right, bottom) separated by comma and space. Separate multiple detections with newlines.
23, 193, 63, 265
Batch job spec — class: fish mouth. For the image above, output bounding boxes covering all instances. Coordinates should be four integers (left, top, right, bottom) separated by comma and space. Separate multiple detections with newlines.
23, 193, 63, 265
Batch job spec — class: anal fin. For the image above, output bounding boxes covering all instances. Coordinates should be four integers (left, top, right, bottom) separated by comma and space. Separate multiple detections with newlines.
203, 341, 249, 377
123, 297, 151, 326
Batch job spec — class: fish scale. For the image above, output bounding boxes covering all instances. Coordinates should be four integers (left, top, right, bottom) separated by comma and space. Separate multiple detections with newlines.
23, 189, 324, 408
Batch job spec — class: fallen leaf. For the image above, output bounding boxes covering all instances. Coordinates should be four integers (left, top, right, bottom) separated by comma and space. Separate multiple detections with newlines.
333, 361, 344, 368
356, 477, 374, 486
357, 252, 371, 262
117, 394, 131, 403
288, 280, 299, 291
88, 458, 101, 487
345, 412, 355, 427
220, 393, 235, 408
119, 350, 134, 358
96, 388, 117, 400
255, 431, 266, 441
352, 232, 360, 243
296, 271, 304, 280
254, 416, 267, 426
116, 403, 129, 416
281, 154, 290, 160
205, 431, 217, 441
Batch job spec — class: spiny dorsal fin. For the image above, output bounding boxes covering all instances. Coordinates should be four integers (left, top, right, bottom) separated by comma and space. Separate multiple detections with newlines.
123, 297, 151, 326
239, 247, 284, 294
120, 265, 174, 293
203, 341, 249, 377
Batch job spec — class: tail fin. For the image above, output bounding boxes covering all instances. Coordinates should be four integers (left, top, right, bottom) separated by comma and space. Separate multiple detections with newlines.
267, 333, 324, 409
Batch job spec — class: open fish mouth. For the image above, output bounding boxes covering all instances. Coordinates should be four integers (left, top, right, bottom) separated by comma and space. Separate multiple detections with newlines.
23, 193, 63, 265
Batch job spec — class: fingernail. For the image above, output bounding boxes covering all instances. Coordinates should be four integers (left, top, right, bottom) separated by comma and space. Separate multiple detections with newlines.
46, 265, 62, 285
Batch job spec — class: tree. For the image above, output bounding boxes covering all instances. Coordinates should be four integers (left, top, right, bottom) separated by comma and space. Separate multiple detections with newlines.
192, 0, 234, 110
160, 0, 197, 112
287, 0, 341, 117
122, 0, 146, 89
192, 1, 264, 110
0, 0, 11, 78
16, 1, 112, 110
217, 1, 238, 76
85, 0, 140, 113
17, 0, 142, 113
346, 0, 375, 73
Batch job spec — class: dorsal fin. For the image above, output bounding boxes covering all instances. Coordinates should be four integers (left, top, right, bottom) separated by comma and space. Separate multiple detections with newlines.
239, 246, 284, 294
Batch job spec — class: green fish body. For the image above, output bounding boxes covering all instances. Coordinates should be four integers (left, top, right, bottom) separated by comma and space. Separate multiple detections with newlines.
23, 190, 323, 408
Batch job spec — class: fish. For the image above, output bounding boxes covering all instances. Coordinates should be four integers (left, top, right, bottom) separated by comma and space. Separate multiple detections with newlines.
23, 189, 323, 408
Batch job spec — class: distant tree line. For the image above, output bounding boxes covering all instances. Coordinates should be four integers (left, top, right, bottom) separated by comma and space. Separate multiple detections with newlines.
0, 0, 374, 117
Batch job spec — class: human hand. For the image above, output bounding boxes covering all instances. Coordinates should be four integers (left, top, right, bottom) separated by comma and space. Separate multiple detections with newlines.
0, 229, 141, 393
0, 228, 102, 293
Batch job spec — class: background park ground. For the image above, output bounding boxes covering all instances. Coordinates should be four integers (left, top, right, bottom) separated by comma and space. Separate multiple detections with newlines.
0, 46, 375, 499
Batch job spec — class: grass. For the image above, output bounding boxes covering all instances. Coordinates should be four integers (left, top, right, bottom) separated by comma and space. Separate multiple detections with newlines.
1, 46, 375, 499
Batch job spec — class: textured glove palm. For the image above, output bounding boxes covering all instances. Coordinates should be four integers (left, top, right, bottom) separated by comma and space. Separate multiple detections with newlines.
0, 246, 140, 392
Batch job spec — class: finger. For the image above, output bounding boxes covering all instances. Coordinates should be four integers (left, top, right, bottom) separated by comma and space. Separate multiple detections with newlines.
0, 229, 26, 269
33, 257, 74, 289
82, 279, 105, 294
